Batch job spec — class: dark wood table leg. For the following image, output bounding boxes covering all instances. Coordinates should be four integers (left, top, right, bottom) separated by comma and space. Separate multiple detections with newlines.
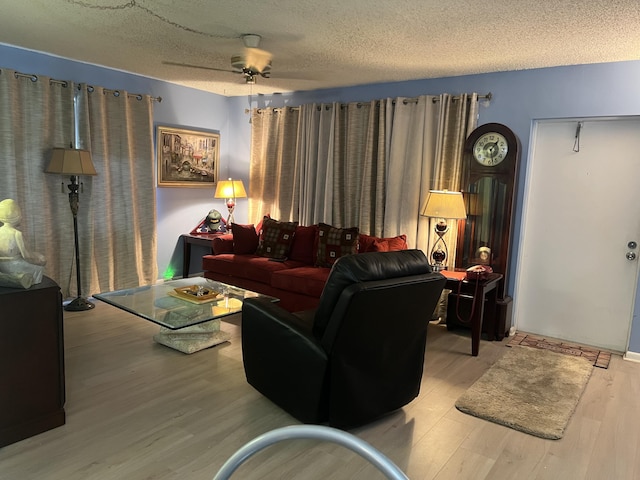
470, 290, 484, 356
183, 237, 191, 278
484, 287, 499, 341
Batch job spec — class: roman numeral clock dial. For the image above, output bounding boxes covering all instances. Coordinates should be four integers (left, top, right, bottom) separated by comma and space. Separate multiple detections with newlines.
474, 132, 508, 166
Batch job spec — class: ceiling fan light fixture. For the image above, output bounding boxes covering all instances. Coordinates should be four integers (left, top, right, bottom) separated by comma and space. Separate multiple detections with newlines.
241, 34, 262, 49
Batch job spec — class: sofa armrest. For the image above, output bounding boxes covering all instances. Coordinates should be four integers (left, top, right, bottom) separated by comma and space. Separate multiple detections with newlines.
241, 298, 329, 423
212, 234, 234, 254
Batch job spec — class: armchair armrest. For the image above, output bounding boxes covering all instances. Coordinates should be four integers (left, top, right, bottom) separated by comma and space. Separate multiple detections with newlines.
241, 298, 329, 424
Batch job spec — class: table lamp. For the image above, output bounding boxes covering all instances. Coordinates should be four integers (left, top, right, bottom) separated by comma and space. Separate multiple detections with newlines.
214, 178, 247, 229
420, 189, 467, 271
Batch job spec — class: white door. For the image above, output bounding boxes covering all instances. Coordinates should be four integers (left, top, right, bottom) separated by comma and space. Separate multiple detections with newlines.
515, 117, 640, 352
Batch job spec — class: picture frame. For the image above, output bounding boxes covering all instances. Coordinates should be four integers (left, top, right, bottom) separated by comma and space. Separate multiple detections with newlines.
156, 125, 220, 188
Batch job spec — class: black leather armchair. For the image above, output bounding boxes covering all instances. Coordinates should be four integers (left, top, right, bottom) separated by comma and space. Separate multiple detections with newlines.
241, 249, 446, 429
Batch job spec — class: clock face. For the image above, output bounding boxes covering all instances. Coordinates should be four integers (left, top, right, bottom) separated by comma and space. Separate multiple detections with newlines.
473, 132, 509, 166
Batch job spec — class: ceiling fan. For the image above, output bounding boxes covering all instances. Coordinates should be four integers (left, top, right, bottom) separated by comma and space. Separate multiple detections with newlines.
163, 34, 273, 84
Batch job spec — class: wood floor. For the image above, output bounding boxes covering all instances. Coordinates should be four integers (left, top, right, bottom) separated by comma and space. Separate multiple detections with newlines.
1, 301, 639, 479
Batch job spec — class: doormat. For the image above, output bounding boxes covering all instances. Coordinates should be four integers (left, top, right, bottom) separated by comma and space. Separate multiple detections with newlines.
508, 332, 611, 369
455, 346, 593, 439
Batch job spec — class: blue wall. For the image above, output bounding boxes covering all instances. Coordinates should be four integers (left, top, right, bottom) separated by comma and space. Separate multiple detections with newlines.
2, 43, 639, 353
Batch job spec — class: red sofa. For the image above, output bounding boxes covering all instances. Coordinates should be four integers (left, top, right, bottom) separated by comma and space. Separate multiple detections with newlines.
202, 219, 408, 312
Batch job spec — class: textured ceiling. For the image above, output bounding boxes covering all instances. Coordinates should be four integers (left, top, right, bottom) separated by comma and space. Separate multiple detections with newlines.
1, 0, 639, 97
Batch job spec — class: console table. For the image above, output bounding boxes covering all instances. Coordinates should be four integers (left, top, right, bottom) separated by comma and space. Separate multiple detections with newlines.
181, 233, 222, 277
441, 270, 503, 356
0, 276, 65, 447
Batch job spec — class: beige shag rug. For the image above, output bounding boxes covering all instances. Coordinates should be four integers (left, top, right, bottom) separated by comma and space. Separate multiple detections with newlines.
455, 346, 593, 439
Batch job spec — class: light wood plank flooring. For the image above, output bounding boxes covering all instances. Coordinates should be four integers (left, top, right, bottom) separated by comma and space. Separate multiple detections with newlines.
1, 301, 639, 479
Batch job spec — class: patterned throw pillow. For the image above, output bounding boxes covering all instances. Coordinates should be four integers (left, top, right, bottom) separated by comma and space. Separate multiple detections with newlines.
315, 223, 359, 267
255, 217, 298, 259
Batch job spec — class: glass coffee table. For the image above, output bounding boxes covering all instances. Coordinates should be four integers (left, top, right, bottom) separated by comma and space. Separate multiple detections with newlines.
94, 277, 278, 354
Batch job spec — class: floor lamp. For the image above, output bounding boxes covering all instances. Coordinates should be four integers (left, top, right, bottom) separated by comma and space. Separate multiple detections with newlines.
46, 147, 97, 311
420, 190, 467, 271
214, 178, 247, 230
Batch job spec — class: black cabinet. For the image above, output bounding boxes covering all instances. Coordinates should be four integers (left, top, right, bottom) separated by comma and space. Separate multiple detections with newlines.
0, 276, 65, 447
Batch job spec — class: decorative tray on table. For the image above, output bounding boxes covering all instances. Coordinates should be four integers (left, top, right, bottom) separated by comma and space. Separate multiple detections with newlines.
167, 285, 222, 304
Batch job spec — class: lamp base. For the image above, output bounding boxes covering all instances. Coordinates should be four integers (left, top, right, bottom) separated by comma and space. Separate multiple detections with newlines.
64, 296, 95, 311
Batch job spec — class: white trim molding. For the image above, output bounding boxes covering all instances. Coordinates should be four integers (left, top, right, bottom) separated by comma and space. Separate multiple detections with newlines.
623, 351, 640, 363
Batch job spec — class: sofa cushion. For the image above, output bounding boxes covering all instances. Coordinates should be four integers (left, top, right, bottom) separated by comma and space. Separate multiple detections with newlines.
256, 217, 299, 260
315, 223, 359, 267
233, 223, 259, 254
289, 224, 318, 264
358, 233, 408, 253
202, 254, 304, 285
271, 266, 331, 298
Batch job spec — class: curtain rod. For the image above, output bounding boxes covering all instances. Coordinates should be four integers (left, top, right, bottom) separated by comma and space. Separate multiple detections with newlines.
432, 92, 491, 103
247, 92, 492, 114
11, 71, 162, 102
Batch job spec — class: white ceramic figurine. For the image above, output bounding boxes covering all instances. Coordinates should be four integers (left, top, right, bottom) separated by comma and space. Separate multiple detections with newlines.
0, 199, 46, 289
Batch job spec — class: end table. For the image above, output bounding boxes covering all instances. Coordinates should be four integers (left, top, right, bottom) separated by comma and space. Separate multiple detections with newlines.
181, 233, 223, 277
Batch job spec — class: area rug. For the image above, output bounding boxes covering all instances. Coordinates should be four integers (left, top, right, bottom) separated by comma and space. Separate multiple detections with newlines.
455, 345, 593, 439
508, 332, 611, 369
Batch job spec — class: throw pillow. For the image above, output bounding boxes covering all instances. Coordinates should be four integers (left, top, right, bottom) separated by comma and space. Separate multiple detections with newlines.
358, 233, 408, 252
288, 224, 318, 264
315, 223, 359, 267
255, 217, 298, 259
371, 239, 390, 252
232, 223, 259, 254
357, 233, 377, 253
385, 234, 408, 250
255, 213, 270, 236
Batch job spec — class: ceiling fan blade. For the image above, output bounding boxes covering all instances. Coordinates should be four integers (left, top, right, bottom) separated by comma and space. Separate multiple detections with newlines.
162, 60, 241, 74
243, 47, 273, 73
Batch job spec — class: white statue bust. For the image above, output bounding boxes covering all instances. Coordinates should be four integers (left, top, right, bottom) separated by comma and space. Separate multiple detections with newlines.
0, 199, 46, 289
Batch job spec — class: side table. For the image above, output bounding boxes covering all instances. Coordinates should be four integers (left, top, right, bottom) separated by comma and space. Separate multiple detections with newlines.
181, 233, 223, 277
0, 276, 65, 447
441, 270, 503, 356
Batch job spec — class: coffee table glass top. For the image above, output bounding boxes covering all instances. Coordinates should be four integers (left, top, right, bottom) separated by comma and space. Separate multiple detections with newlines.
94, 277, 277, 330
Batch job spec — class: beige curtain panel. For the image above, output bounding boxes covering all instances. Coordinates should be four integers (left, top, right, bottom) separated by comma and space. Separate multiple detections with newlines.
0, 69, 157, 298
249, 93, 479, 252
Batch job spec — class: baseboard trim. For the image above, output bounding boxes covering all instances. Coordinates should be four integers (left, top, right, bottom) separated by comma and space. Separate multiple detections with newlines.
623, 351, 640, 363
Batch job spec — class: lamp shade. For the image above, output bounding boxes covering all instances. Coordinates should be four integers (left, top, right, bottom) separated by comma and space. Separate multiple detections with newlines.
46, 148, 97, 176
214, 179, 247, 199
421, 190, 467, 219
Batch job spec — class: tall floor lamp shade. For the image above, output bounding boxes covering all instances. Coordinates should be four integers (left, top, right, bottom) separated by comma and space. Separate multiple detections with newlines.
46, 147, 97, 311
214, 178, 247, 229
420, 190, 467, 271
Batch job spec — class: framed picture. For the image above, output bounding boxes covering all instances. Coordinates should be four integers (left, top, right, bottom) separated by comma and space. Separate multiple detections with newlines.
156, 125, 220, 188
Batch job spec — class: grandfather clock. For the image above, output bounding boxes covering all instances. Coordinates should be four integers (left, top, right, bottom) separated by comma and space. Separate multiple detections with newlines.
454, 123, 520, 338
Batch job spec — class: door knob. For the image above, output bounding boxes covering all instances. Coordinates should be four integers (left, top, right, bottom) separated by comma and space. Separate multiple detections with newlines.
626, 251, 637, 261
